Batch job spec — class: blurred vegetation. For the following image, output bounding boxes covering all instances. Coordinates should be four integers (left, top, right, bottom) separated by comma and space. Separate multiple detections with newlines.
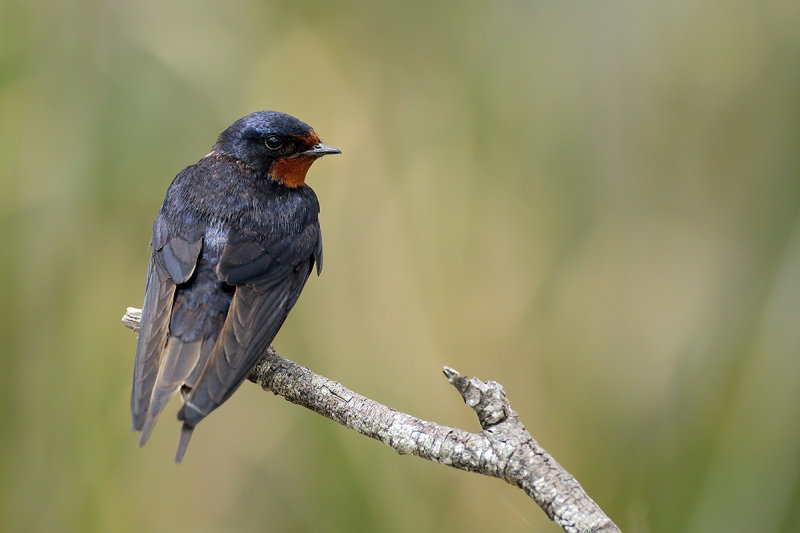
1, 0, 799, 531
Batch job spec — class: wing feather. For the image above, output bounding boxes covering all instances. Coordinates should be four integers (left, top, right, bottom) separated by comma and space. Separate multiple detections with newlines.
217, 239, 286, 286
131, 256, 176, 431
130, 215, 203, 434
179, 261, 313, 427
161, 237, 202, 282
138, 337, 203, 446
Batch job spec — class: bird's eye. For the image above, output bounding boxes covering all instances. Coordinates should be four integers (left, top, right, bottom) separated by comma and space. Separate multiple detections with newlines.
265, 135, 283, 150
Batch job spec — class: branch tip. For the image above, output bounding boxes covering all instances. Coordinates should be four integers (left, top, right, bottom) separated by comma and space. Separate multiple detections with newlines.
442, 366, 461, 382
122, 307, 142, 332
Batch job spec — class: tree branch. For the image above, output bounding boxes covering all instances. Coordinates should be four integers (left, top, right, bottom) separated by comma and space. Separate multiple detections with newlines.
122, 307, 620, 533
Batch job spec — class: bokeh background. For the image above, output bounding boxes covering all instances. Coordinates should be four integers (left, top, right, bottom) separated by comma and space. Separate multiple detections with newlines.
1, 1, 799, 531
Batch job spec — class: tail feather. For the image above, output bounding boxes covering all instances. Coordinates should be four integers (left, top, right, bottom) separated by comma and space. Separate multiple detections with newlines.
175, 423, 195, 463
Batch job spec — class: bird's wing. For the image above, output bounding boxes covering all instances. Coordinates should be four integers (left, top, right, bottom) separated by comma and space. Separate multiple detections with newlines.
130, 211, 203, 434
177, 226, 320, 433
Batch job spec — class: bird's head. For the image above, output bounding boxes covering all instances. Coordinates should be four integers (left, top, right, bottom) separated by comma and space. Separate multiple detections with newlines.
213, 111, 340, 187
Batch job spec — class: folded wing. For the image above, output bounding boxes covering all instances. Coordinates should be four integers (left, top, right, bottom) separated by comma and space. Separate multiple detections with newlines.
130, 212, 204, 442
175, 233, 318, 461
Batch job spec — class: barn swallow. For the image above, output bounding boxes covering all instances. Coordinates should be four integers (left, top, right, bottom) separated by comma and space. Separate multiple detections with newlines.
131, 111, 339, 462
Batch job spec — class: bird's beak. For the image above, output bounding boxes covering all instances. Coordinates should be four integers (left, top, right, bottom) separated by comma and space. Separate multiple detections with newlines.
294, 143, 341, 158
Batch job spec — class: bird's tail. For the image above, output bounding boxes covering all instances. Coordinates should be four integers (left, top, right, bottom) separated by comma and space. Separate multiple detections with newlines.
175, 423, 194, 463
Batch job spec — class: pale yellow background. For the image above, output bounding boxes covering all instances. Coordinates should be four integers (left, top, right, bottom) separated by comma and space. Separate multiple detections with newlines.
1, 1, 798, 532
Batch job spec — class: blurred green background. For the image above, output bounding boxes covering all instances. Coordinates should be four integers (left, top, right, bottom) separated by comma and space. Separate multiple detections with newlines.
1, 0, 799, 531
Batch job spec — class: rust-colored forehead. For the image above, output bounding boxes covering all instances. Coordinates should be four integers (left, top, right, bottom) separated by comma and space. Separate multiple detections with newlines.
289, 130, 321, 147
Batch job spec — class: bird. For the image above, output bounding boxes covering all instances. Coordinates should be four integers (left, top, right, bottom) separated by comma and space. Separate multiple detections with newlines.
130, 111, 340, 462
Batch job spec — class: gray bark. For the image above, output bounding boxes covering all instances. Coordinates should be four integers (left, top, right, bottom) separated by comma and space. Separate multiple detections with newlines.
122, 307, 620, 533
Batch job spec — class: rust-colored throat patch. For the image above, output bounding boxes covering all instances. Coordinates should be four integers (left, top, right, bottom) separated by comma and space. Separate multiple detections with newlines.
271, 156, 317, 188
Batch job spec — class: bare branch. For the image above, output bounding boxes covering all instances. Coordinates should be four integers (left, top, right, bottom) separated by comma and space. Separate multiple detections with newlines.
122, 307, 620, 533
